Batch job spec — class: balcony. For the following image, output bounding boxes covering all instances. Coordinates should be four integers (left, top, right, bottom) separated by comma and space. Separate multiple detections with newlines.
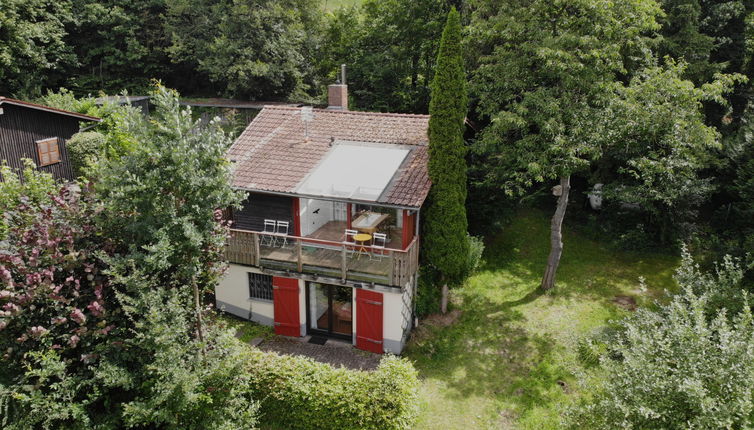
225, 229, 419, 287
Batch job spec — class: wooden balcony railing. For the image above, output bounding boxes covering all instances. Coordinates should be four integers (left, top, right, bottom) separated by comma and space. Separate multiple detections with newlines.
225, 229, 419, 287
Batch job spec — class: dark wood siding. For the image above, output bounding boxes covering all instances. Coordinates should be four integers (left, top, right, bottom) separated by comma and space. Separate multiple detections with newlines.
0, 104, 82, 181
233, 192, 294, 232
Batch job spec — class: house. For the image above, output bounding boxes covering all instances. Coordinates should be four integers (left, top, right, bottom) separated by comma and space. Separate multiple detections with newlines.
217, 81, 430, 354
0, 97, 101, 181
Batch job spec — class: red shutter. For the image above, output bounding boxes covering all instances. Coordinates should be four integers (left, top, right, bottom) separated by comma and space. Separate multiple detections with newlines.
402, 211, 416, 249
273, 277, 300, 337
356, 289, 383, 354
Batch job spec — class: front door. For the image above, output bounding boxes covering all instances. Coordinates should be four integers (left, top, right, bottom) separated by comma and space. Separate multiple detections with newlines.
306, 282, 352, 339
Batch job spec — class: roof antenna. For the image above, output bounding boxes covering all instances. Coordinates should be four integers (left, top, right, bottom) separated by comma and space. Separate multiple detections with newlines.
301, 106, 313, 143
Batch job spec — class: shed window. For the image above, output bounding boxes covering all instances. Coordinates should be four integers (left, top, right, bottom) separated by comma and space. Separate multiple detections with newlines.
248, 273, 273, 301
36, 137, 61, 166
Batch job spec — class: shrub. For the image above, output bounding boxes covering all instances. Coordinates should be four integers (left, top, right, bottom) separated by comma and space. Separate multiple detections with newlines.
66, 131, 106, 178
465, 234, 485, 276
247, 349, 419, 430
566, 255, 754, 429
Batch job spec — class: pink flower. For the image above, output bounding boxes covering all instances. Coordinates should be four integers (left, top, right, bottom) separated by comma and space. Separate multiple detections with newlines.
87, 301, 104, 317
0, 321, 7, 331
51, 316, 67, 325
68, 335, 80, 348
70, 308, 86, 325
3, 303, 19, 315
0, 290, 13, 299
30, 326, 48, 338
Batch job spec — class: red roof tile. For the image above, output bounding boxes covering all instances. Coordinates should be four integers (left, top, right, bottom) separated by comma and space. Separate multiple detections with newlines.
229, 106, 431, 208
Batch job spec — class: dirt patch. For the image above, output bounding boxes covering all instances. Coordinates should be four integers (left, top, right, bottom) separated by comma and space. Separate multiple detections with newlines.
613, 295, 637, 311
410, 309, 462, 344
423, 309, 462, 328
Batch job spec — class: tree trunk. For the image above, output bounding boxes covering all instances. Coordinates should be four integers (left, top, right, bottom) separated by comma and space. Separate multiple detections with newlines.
541, 175, 571, 291
440, 283, 449, 314
193, 280, 205, 354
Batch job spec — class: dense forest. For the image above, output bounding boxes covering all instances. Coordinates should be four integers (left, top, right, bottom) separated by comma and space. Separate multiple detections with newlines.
2, 0, 754, 428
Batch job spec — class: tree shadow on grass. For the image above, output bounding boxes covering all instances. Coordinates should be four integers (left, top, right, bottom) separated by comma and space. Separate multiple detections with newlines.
406, 209, 679, 425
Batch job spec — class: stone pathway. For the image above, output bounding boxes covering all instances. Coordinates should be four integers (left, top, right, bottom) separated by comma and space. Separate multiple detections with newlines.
257, 335, 382, 371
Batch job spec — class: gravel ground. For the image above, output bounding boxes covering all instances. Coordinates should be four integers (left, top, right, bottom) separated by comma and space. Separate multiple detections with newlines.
257, 336, 382, 371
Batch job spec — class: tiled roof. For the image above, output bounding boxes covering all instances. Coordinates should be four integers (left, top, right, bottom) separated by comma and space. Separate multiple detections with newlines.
229, 106, 431, 208
0, 97, 101, 122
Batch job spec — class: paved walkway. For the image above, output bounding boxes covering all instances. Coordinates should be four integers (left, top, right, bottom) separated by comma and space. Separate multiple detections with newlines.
257, 335, 382, 371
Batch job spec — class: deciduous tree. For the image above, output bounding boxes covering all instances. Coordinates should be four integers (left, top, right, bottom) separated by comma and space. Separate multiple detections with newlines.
470, 0, 661, 290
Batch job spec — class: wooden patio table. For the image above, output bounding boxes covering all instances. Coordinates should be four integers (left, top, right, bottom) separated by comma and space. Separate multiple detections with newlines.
352, 211, 389, 234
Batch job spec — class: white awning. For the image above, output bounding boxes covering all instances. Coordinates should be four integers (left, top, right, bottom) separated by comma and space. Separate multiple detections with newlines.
296, 141, 409, 201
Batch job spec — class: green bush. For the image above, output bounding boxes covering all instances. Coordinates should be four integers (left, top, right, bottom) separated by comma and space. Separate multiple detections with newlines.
247, 349, 419, 430
66, 131, 106, 177
566, 253, 754, 429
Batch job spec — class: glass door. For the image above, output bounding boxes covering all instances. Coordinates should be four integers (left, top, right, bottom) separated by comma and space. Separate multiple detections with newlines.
307, 282, 352, 339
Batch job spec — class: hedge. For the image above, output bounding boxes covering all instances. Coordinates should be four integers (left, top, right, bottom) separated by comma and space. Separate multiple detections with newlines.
246, 349, 420, 430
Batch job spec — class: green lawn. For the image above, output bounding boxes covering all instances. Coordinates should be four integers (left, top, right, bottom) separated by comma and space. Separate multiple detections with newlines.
405, 208, 679, 429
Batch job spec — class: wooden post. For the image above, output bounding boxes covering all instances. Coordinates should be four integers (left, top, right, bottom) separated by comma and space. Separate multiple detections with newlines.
388, 250, 394, 285
297, 240, 303, 272
341, 244, 347, 282
253, 232, 260, 266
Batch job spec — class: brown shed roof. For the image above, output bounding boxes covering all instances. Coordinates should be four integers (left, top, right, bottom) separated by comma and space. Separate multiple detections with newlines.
0, 97, 101, 122
229, 106, 431, 208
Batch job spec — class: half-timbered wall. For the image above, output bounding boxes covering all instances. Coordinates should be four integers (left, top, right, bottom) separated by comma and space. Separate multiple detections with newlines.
0, 104, 82, 181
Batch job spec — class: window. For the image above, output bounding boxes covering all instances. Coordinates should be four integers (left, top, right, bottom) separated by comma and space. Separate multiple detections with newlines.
36, 137, 61, 166
248, 273, 273, 301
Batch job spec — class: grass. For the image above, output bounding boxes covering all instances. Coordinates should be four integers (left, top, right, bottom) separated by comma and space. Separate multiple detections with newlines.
214, 312, 274, 344
404, 208, 679, 429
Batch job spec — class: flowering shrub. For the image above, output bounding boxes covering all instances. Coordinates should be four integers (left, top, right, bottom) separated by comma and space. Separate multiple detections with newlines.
0, 173, 116, 375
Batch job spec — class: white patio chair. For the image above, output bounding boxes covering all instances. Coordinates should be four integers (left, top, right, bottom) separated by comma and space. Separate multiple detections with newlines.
276, 220, 290, 247
260, 219, 276, 247
371, 232, 387, 261
343, 229, 358, 257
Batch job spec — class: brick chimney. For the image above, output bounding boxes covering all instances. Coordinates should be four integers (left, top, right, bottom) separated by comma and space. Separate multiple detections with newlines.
327, 64, 348, 110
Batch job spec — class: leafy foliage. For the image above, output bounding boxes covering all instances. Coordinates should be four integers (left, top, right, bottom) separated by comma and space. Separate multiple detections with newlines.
0, 0, 74, 97
65, 131, 107, 178
93, 85, 244, 289
0, 87, 258, 429
471, 0, 661, 192
64, 0, 171, 93
594, 62, 741, 245
567, 253, 754, 429
165, 0, 322, 99
247, 349, 419, 430
319, 0, 450, 112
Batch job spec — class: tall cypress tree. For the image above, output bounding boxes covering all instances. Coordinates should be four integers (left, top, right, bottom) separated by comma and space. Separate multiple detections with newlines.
423, 7, 468, 314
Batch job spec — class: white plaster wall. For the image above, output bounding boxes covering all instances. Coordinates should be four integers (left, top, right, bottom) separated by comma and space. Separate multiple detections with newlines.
216, 264, 274, 324
382, 289, 406, 353
300, 198, 334, 236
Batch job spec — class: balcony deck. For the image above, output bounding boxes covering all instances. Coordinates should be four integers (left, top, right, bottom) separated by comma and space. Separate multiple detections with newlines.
225, 227, 419, 287
308, 221, 404, 250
